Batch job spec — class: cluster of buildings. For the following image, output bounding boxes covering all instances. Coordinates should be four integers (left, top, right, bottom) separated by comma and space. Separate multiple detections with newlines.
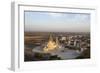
57, 34, 90, 53
42, 34, 90, 53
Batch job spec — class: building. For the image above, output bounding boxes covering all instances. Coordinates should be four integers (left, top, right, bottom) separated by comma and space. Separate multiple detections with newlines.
43, 34, 60, 53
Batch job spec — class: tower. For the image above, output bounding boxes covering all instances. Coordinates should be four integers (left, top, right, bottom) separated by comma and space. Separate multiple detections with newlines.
43, 34, 59, 53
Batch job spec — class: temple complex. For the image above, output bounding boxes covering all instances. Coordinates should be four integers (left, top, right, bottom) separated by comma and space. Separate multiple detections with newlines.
43, 35, 59, 53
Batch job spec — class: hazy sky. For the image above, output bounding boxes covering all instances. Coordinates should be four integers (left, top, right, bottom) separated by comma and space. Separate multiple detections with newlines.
24, 11, 90, 32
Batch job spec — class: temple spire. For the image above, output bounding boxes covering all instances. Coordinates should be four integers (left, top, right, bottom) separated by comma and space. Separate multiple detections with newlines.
43, 34, 59, 53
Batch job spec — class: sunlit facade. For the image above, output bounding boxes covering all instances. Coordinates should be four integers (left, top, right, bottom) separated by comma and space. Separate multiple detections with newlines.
43, 35, 59, 53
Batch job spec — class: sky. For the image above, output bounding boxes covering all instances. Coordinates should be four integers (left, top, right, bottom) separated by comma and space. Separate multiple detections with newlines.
24, 11, 90, 32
